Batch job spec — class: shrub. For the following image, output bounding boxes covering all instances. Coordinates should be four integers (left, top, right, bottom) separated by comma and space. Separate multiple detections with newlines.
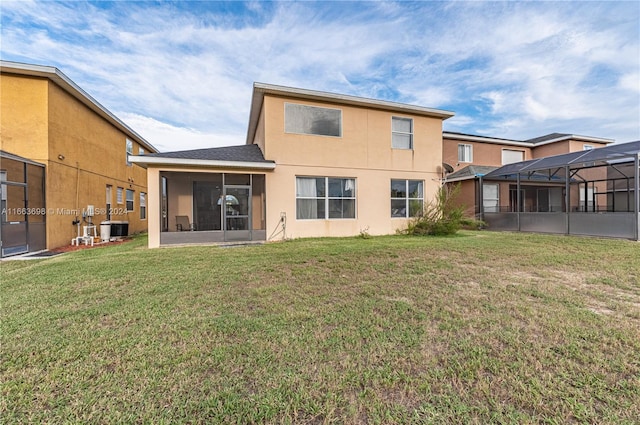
403, 184, 468, 236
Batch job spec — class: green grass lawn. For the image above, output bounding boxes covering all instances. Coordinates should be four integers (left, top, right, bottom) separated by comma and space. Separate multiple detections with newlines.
2, 232, 639, 424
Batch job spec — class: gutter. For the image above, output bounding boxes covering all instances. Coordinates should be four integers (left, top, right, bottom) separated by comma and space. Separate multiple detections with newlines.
128, 155, 276, 170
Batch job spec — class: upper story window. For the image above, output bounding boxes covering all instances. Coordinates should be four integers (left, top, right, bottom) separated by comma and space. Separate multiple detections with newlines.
502, 149, 524, 165
285, 103, 342, 137
126, 139, 133, 166
392, 117, 413, 149
458, 144, 473, 163
583, 145, 594, 150
139, 147, 145, 155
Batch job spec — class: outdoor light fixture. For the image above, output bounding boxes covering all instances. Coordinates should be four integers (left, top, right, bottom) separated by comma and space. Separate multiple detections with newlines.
58, 154, 65, 160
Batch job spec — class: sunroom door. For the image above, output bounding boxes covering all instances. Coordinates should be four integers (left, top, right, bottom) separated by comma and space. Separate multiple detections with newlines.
223, 186, 251, 241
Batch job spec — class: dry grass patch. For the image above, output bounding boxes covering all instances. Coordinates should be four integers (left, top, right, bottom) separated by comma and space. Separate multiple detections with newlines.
2, 232, 639, 424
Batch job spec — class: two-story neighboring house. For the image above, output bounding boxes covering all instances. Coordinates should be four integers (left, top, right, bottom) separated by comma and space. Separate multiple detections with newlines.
442, 132, 613, 217
0, 61, 158, 256
130, 83, 454, 248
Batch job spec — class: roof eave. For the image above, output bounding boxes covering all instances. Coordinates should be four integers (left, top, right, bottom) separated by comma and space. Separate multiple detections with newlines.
443, 132, 531, 147
0, 60, 159, 154
532, 134, 615, 146
247, 82, 455, 144
129, 155, 276, 170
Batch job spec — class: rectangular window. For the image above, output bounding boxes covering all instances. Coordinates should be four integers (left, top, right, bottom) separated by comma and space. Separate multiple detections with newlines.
285, 103, 342, 137
296, 177, 355, 219
116, 187, 123, 204
458, 144, 473, 163
126, 139, 133, 166
482, 184, 499, 213
583, 144, 594, 150
106, 185, 112, 220
502, 149, 524, 165
126, 189, 134, 212
392, 117, 413, 149
391, 179, 424, 217
140, 192, 146, 219
139, 147, 145, 155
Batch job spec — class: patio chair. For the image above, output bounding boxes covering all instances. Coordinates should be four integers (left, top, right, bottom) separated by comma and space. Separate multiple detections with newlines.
176, 215, 195, 231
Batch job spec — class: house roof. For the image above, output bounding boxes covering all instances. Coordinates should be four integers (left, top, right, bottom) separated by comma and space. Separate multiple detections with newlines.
443, 131, 614, 148
445, 165, 499, 182
246, 82, 455, 144
524, 133, 614, 145
0, 60, 158, 154
484, 140, 640, 178
129, 144, 276, 170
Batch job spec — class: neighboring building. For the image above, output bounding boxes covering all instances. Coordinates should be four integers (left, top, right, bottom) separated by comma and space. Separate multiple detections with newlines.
480, 141, 640, 240
131, 82, 455, 248
443, 132, 613, 217
0, 61, 158, 256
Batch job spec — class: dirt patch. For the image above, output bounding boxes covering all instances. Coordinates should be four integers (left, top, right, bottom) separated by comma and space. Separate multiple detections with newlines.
51, 238, 131, 253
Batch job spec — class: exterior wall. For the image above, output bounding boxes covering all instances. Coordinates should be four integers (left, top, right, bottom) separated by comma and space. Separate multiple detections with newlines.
443, 138, 532, 170
531, 140, 571, 158
1, 72, 150, 250
1, 74, 50, 160
449, 180, 477, 216
260, 94, 444, 238
532, 140, 608, 158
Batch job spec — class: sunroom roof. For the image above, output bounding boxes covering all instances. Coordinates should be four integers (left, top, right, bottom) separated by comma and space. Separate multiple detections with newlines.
484, 141, 640, 178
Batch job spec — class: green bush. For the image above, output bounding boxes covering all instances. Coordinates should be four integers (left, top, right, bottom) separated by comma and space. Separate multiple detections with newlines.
404, 184, 468, 236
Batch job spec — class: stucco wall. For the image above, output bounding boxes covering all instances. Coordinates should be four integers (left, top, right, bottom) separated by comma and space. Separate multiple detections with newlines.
443, 138, 532, 170
260, 94, 444, 239
1, 73, 150, 250
1, 74, 49, 160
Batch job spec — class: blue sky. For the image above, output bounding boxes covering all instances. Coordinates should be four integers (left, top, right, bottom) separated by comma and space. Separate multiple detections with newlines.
2, 1, 639, 151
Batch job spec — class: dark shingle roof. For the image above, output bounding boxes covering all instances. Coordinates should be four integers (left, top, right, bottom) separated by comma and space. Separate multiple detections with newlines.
525, 133, 570, 144
145, 144, 272, 163
445, 165, 499, 181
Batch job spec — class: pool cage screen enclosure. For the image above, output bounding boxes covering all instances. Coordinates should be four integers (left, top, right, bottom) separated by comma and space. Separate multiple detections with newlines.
479, 141, 640, 240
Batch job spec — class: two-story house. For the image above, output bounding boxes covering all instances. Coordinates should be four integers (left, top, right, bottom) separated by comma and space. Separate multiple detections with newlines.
442, 132, 613, 217
130, 82, 454, 248
0, 61, 158, 256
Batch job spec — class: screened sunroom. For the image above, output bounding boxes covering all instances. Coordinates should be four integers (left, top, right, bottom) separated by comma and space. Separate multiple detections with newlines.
480, 141, 640, 240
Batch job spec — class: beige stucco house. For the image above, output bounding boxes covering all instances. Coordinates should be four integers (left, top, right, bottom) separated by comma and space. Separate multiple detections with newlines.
1, 61, 158, 256
130, 83, 454, 248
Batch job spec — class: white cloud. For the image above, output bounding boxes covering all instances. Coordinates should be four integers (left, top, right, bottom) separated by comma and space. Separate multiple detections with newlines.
1, 0, 638, 148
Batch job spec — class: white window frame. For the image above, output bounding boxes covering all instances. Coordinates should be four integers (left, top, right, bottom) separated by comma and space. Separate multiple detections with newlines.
583, 144, 594, 151
140, 192, 146, 219
391, 117, 413, 150
296, 176, 356, 220
116, 187, 123, 204
458, 144, 473, 163
126, 139, 133, 166
482, 183, 500, 213
391, 179, 424, 218
126, 189, 134, 212
106, 185, 112, 220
